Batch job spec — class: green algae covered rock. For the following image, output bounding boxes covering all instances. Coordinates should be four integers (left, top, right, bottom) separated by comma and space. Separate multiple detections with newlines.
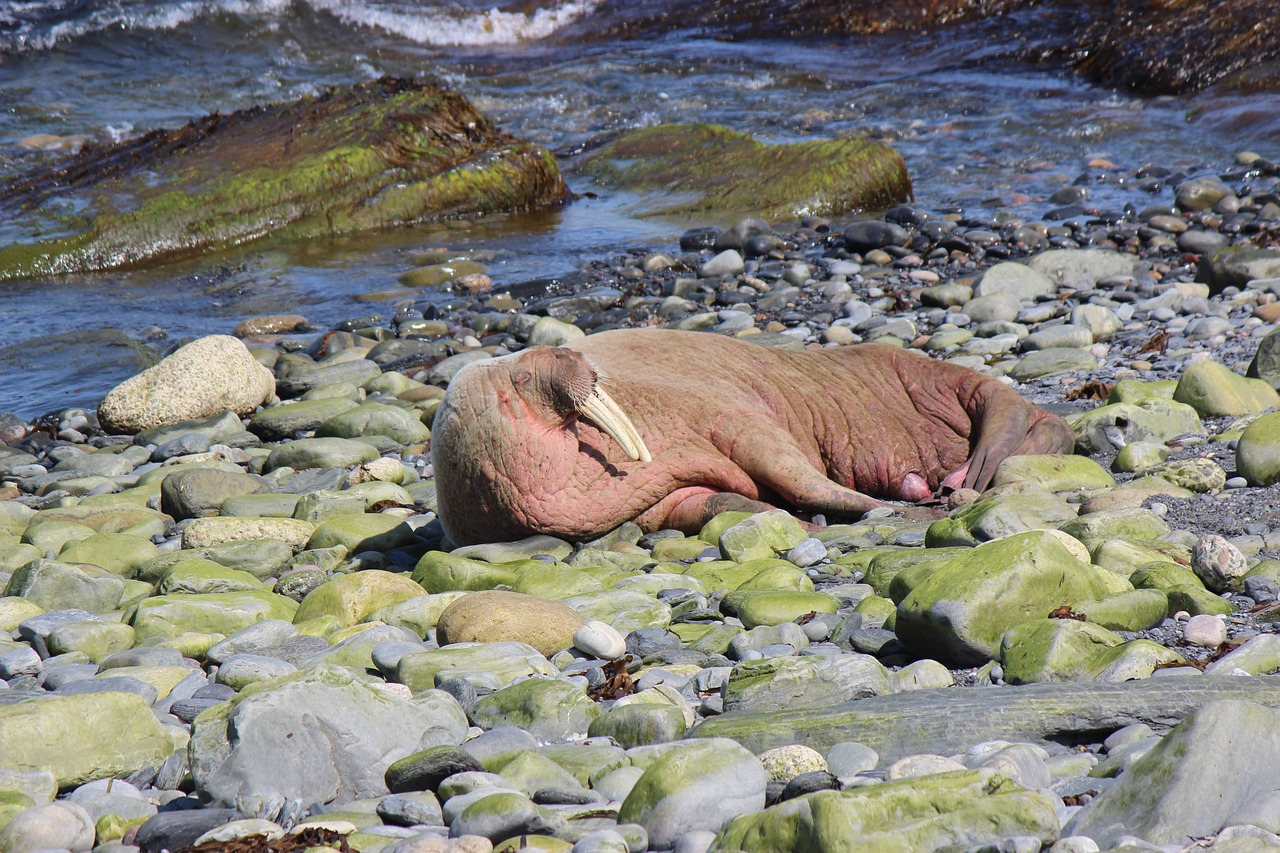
720, 590, 838, 629
131, 590, 299, 642
1236, 411, 1280, 486
1071, 398, 1205, 454
718, 510, 808, 562
0, 692, 181, 789
896, 531, 1112, 666
924, 492, 1077, 548
621, 738, 767, 850
412, 551, 522, 593
1173, 359, 1280, 417
394, 642, 557, 693
991, 454, 1116, 492
722, 654, 891, 712
468, 677, 601, 744
292, 569, 425, 627
5, 559, 125, 613
1000, 618, 1124, 684
0, 78, 567, 281
710, 769, 1058, 853
579, 123, 911, 220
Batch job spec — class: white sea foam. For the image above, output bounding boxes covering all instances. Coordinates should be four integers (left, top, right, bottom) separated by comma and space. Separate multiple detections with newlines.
1, 0, 594, 53
301, 0, 603, 46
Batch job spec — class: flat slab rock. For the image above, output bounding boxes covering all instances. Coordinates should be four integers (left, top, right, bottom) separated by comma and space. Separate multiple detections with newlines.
692, 675, 1280, 759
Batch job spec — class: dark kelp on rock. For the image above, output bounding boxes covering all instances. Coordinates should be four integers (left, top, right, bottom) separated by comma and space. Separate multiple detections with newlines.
576, 123, 912, 220
0, 77, 568, 281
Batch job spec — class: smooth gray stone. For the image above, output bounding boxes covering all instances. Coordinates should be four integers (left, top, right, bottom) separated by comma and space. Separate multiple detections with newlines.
1065, 699, 1280, 846
134, 807, 241, 853
691, 676, 1280, 761
98, 647, 186, 672
56, 676, 159, 705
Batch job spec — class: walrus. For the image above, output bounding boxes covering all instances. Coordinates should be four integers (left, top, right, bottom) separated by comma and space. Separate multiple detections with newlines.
431, 328, 1074, 545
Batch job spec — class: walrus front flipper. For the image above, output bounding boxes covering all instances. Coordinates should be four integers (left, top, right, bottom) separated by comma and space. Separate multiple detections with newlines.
953, 377, 1075, 491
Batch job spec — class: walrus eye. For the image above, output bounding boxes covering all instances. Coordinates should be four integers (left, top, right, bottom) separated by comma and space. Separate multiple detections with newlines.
514, 370, 532, 386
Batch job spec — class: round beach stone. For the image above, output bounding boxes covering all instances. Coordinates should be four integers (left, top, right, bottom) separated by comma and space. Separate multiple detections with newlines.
248, 397, 359, 440
182, 516, 315, 551
306, 512, 419, 553
1236, 412, 1280, 486
317, 402, 430, 446
759, 744, 827, 783
386, 744, 485, 793
1173, 360, 1280, 417
0, 800, 95, 853
1191, 535, 1249, 593
588, 704, 688, 748
574, 620, 627, 660
1183, 614, 1228, 648
263, 437, 379, 472
293, 570, 426, 628
468, 677, 601, 743
98, 335, 274, 434
160, 468, 266, 520
437, 591, 585, 657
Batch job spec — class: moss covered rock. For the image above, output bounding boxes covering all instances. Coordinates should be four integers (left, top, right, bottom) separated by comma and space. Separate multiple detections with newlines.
579, 123, 910, 220
0, 78, 566, 281
896, 531, 1113, 666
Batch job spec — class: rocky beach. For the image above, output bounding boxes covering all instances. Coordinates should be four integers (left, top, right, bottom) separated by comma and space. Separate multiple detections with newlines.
3, 148, 1280, 851
5, 0, 1280, 851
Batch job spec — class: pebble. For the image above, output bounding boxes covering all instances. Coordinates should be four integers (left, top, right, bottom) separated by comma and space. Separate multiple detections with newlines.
1183, 614, 1228, 647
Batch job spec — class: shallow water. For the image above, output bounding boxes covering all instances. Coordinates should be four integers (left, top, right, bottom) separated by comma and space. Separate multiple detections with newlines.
1, 0, 1278, 418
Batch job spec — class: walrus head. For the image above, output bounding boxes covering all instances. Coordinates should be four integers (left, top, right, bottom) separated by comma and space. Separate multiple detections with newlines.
431, 345, 652, 545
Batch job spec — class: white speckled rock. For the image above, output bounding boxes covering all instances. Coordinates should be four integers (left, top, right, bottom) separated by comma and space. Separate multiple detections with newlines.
98, 335, 274, 433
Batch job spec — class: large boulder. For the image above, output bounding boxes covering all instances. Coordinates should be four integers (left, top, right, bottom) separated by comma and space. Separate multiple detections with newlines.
0, 692, 181, 789
97, 336, 274, 434
578, 123, 910, 220
0, 78, 567, 281
618, 738, 767, 850
895, 530, 1112, 666
189, 664, 468, 810
1065, 699, 1280, 846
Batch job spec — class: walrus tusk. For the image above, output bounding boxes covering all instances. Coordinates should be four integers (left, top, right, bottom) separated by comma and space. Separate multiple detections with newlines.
578, 385, 652, 463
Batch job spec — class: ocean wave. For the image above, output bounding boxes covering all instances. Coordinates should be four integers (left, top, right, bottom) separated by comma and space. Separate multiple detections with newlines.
302, 0, 604, 46
0, 0, 599, 53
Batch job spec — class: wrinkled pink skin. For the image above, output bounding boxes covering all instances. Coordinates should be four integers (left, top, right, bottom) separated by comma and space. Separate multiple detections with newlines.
431, 329, 1074, 545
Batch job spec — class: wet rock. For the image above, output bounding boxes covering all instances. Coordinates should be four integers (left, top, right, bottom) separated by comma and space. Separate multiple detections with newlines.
0, 78, 566, 281
580, 123, 910, 220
